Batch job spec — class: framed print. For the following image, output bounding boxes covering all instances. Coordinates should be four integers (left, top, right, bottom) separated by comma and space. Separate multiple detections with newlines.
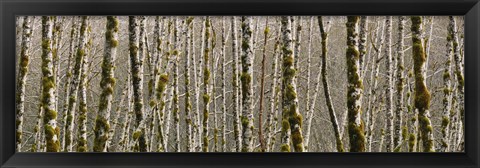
1, 0, 479, 168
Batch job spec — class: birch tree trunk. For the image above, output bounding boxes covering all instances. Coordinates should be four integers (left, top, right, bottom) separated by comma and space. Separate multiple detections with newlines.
93, 16, 118, 152
240, 16, 254, 152
258, 17, 269, 152
411, 16, 435, 152
41, 16, 60, 152
129, 16, 147, 152
450, 16, 464, 151
439, 16, 454, 152
61, 17, 78, 151
384, 16, 394, 152
304, 16, 314, 151
220, 17, 228, 152
318, 16, 344, 152
266, 22, 281, 152
231, 16, 242, 152
394, 16, 406, 151
172, 17, 181, 152
76, 25, 90, 152
202, 16, 212, 152
184, 17, 194, 152
62, 16, 88, 152
346, 16, 365, 152
16, 16, 32, 152
358, 16, 368, 77
280, 16, 305, 152
366, 20, 385, 152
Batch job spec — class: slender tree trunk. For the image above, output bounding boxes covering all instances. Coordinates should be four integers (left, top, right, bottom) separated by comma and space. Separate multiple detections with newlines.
366, 20, 385, 152
76, 24, 91, 152
384, 16, 394, 152
62, 16, 88, 152
346, 16, 365, 152
129, 16, 147, 152
184, 17, 194, 152
450, 16, 464, 151
172, 17, 181, 152
266, 22, 281, 152
240, 16, 255, 152
394, 16, 406, 151
304, 16, 314, 151
32, 104, 43, 152
119, 76, 132, 151
202, 16, 212, 152
258, 17, 269, 152
190, 17, 201, 152
194, 17, 205, 152
61, 17, 78, 152
220, 17, 228, 152
107, 81, 129, 152
317, 16, 345, 152
439, 16, 455, 152
358, 16, 368, 78
231, 16, 242, 152
280, 16, 305, 152
16, 16, 32, 152
93, 16, 118, 152
411, 16, 435, 152
41, 16, 60, 152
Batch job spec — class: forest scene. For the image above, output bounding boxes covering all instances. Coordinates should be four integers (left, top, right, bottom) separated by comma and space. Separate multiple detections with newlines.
15, 16, 465, 152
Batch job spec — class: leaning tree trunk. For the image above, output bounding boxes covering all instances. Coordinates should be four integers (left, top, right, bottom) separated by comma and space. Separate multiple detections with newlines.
41, 16, 60, 152
240, 16, 254, 152
384, 16, 394, 152
346, 16, 365, 152
76, 24, 91, 152
411, 16, 435, 152
129, 16, 147, 152
439, 16, 455, 152
16, 16, 32, 152
318, 16, 344, 152
62, 16, 88, 152
394, 16, 406, 151
93, 16, 118, 152
366, 20, 385, 151
231, 16, 242, 152
280, 16, 305, 152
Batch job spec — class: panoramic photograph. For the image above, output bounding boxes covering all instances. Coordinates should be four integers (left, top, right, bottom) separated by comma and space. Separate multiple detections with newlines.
15, 16, 464, 152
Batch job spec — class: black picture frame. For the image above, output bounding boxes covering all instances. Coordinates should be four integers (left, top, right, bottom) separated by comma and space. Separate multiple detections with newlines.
1, 0, 479, 167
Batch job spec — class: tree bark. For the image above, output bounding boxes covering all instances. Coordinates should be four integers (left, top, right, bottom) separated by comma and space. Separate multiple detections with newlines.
16, 16, 32, 152
129, 16, 147, 152
240, 16, 255, 152
93, 16, 118, 152
346, 16, 365, 152
280, 16, 305, 152
231, 16, 242, 152
411, 16, 435, 152
384, 16, 394, 152
41, 16, 60, 152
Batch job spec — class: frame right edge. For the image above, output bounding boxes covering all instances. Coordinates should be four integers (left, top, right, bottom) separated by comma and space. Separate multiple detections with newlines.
465, 1, 479, 167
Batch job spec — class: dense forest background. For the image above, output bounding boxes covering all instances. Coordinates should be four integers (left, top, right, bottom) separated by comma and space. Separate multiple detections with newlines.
15, 16, 464, 152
